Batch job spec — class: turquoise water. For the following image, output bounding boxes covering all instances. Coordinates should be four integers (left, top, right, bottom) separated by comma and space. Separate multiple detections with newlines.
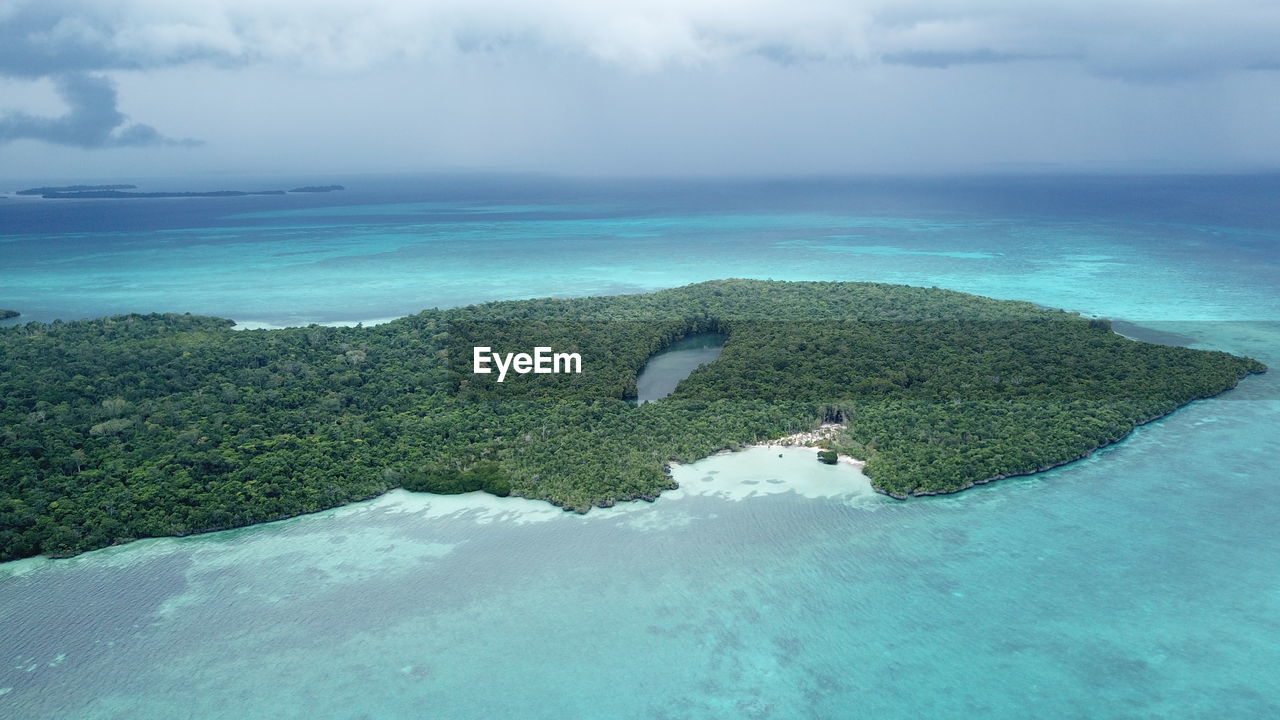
1, 175, 1279, 717
635, 333, 726, 404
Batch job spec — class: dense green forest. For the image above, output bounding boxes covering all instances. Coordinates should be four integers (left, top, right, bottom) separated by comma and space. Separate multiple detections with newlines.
0, 280, 1266, 560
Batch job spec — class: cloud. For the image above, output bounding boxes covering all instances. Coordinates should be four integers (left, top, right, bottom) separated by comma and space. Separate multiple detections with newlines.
882, 49, 1051, 69
0, 73, 200, 148
2, 1, 1278, 167
2, 1, 1280, 82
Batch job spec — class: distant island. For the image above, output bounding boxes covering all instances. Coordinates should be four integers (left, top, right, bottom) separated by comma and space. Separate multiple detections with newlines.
0, 280, 1265, 560
18, 183, 343, 199
289, 185, 345, 193
38, 189, 288, 199
15, 184, 139, 195
0, 309, 18, 320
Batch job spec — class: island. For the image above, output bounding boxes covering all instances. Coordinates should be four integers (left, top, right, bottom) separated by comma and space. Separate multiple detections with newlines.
17, 183, 344, 199
289, 185, 345, 193
35, 189, 287, 199
0, 280, 1265, 560
0, 309, 18, 320
14, 184, 138, 195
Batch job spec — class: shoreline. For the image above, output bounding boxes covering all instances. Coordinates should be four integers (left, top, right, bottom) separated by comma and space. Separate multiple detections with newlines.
878, 378, 1264, 500
14, 385, 1256, 564
4, 282, 1264, 562
667, 423, 867, 473
232, 316, 402, 330
740, 423, 867, 471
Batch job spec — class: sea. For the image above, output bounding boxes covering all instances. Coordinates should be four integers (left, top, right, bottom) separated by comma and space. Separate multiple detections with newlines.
1, 174, 1278, 718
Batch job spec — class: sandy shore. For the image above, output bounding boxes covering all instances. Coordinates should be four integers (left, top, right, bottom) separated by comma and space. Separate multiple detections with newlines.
232, 316, 402, 331
744, 423, 866, 470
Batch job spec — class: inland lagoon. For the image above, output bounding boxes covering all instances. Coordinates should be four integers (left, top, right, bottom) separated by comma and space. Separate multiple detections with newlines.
633, 333, 726, 405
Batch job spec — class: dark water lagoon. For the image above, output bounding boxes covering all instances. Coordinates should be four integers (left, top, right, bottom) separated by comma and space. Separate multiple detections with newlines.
634, 333, 726, 404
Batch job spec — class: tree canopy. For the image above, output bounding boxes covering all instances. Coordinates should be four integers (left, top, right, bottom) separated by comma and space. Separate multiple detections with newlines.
0, 280, 1265, 560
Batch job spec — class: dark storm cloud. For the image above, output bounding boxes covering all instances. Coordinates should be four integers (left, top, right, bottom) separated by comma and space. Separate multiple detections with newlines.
0, 1, 211, 148
0, 2, 209, 78
0, 3, 125, 78
0, 74, 199, 148
1, 1, 1278, 171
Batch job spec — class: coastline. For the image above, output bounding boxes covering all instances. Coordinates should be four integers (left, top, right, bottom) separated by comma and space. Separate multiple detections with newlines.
740, 423, 867, 471
232, 316, 401, 331
3, 280, 1264, 562
880, 376, 1265, 500
21, 388, 1249, 563
667, 423, 864, 469
678, 375, 1263, 503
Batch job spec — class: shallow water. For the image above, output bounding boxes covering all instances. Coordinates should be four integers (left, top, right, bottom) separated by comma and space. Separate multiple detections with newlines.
2, 175, 1278, 718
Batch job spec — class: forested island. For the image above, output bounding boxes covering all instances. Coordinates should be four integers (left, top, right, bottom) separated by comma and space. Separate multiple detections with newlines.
14, 184, 138, 195
16, 183, 343, 199
289, 185, 345, 193
34, 189, 287, 199
0, 310, 18, 320
0, 280, 1265, 560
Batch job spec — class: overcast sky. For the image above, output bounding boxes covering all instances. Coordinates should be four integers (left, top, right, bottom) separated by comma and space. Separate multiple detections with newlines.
2, 0, 1279, 179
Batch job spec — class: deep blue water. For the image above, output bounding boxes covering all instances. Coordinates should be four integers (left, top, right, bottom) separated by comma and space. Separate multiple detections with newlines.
1, 174, 1278, 718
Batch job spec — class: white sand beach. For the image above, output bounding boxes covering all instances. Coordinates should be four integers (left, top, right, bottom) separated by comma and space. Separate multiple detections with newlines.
744, 423, 866, 471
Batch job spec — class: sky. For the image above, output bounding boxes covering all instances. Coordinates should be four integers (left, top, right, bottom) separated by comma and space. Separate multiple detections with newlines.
1, 0, 1279, 179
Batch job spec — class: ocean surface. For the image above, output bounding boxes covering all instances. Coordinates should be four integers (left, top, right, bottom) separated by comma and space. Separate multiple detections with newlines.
1, 174, 1278, 718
